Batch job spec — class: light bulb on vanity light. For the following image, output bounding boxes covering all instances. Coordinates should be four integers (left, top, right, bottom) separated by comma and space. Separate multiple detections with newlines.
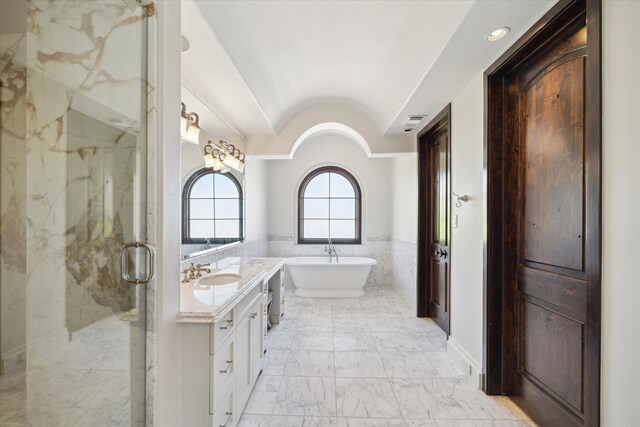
183, 118, 200, 144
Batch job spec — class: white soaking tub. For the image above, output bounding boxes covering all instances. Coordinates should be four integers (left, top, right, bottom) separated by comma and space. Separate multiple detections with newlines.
286, 257, 377, 298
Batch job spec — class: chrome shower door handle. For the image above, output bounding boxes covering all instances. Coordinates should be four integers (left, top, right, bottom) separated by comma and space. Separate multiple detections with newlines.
120, 242, 156, 285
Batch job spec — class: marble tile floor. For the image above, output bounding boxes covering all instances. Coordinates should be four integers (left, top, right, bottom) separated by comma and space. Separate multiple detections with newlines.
239, 286, 535, 427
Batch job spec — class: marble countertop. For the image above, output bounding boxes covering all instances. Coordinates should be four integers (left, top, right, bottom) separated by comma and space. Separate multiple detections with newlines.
177, 257, 286, 324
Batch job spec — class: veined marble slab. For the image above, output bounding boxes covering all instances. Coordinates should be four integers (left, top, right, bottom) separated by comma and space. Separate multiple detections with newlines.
177, 257, 286, 323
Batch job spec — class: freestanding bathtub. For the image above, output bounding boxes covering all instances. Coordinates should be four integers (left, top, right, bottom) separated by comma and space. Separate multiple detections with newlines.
287, 257, 377, 298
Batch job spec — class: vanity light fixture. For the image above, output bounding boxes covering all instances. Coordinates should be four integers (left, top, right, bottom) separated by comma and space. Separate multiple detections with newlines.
204, 140, 245, 174
180, 102, 201, 144
487, 27, 510, 41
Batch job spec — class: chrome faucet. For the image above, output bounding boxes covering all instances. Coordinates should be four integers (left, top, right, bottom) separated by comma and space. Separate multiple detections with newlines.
325, 238, 339, 263
202, 238, 212, 250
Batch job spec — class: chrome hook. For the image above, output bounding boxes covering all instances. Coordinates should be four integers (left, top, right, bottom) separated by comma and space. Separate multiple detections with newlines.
453, 192, 469, 208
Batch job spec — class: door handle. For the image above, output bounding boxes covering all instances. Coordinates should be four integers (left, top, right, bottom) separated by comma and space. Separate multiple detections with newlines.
120, 242, 156, 285
433, 248, 448, 259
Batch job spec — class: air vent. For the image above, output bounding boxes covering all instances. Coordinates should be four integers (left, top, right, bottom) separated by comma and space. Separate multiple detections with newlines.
402, 114, 427, 129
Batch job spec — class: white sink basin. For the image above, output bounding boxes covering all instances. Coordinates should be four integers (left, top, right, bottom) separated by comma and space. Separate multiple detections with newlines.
196, 273, 242, 287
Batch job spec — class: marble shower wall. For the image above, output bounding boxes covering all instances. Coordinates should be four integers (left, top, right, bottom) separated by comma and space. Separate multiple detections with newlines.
24, 0, 149, 361
65, 109, 142, 334
391, 237, 418, 311
0, 0, 28, 375
0, 1, 152, 426
267, 236, 393, 291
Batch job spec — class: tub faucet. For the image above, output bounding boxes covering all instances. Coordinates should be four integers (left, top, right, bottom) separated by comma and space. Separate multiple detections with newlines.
325, 238, 339, 263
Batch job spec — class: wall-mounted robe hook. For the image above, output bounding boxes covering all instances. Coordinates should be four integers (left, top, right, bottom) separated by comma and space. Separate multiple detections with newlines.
453, 192, 469, 208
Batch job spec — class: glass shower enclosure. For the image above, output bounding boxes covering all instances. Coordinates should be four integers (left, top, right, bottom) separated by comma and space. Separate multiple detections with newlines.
0, 1, 153, 425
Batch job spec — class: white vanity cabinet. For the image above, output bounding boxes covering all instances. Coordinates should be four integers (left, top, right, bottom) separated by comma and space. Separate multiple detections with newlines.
234, 292, 265, 414
178, 257, 286, 427
180, 285, 265, 427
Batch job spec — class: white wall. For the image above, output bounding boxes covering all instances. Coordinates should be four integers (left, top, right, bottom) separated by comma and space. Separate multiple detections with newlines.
391, 155, 418, 244
601, 0, 640, 424
266, 133, 393, 238
155, 1, 182, 425
448, 75, 485, 377
244, 157, 269, 240
389, 155, 419, 310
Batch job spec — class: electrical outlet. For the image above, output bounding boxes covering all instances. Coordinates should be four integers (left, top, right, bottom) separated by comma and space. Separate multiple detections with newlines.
453, 214, 459, 228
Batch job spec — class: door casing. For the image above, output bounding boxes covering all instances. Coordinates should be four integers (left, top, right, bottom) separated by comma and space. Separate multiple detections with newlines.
483, 0, 601, 425
417, 104, 452, 336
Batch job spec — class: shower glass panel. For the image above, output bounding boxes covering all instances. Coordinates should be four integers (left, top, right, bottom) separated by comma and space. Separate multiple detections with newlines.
0, 1, 151, 426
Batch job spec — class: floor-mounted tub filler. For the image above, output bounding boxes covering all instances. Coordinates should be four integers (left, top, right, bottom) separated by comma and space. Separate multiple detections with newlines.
286, 256, 377, 298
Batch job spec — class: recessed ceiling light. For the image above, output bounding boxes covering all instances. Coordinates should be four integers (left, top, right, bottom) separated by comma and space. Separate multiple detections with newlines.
487, 27, 510, 42
181, 34, 191, 53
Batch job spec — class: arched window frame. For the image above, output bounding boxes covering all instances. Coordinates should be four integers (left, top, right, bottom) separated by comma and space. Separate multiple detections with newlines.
182, 168, 244, 244
297, 166, 362, 245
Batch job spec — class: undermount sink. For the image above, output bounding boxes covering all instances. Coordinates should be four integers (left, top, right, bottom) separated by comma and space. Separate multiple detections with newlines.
196, 273, 242, 287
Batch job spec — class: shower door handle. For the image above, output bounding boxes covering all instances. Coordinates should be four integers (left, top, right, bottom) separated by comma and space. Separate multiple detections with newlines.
121, 242, 156, 285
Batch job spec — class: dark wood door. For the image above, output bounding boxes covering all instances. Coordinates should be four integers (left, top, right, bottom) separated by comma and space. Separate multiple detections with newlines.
427, 126, 450, 332
417, 106, 450, 334
486, 1, 601, 425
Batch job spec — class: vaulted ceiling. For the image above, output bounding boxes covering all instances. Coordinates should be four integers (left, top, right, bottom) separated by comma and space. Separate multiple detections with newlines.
182, 0, 556, 138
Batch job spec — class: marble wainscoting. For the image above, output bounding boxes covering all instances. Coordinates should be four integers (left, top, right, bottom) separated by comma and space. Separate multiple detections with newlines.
180, 237, 270, 271
267, 236, 393, 292
391, 238, 418, 312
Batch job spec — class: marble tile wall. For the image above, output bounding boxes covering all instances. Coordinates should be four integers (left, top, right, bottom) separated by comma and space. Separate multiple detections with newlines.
1, 1, 154, 426
0, 11, 27, 375
267, 236, 393, 291
391, 238, 418, 311
180, 237, 270, 271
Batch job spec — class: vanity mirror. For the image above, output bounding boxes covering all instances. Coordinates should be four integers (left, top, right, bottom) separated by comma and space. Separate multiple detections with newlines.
181, 84, 247, 259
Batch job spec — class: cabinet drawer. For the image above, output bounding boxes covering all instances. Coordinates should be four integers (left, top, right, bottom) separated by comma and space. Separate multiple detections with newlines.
211, 386, 234, 427
236, 285, 262, 321
211, 310, 235, 354
211, 336, 235, 412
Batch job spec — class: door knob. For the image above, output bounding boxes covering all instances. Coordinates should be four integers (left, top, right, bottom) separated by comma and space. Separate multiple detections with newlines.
440, 249, 448, 258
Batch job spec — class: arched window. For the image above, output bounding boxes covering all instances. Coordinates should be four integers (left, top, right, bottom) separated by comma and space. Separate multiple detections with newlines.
182, 168, 243, 244
298, 166, 361, 244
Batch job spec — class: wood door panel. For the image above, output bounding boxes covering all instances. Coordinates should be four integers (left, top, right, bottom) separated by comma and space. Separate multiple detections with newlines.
521, 298, 584, 412
517, 378, 583, 427
485, 1, 601, 426
518, 267, 587, 316
418, 105, 451, 334
522, 57, 585, 272
430, 258, 447, 312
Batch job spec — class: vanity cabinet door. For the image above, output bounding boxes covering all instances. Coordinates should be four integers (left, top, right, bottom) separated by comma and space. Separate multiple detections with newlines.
249, 298, 265, 379
234, 314, 252, 412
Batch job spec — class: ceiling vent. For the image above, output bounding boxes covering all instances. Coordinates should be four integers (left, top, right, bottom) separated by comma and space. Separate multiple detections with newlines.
402, 115, 427, 131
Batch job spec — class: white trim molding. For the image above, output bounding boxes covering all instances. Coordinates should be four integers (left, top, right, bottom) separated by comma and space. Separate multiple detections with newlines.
447, 336, 483, 388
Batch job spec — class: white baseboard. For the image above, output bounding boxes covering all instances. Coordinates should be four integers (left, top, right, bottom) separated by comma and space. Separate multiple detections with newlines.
447, 336, 483, 388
